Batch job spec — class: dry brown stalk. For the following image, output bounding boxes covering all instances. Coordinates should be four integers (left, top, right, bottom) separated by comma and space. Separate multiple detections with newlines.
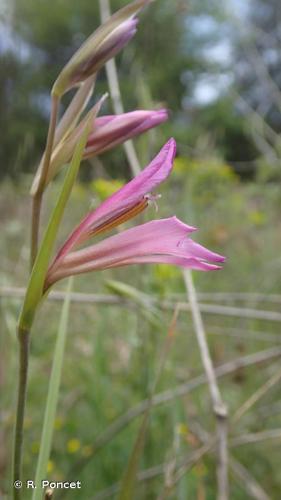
183, 270, 229, 500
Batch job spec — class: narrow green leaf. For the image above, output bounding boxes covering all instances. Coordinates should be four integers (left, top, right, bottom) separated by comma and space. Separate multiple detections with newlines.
19, 112, 93, 331
32, 278, 73, 500
117, 412, 149, 500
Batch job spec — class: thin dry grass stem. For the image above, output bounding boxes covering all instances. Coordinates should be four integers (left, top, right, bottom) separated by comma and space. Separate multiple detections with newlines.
169, 442, 212, 490
209, 326, 281, 344
231, 89, 279, 162
234, 91, 280, 163
157, 443, 212, 500
229, 458, 270, 500
64, 346, 281, 486
168, 424, 277, 492
183, 269, 229, 500
5, 287, 281, 304
232, 366, 281, 423
188, 302, 281, 322
231, 89, 279, 146
224, 2, 281, 160
230, 428, 281, 447
184, 422, 270, 500
193, 292, 281, 303
3, 287, 281, 323
92, 423, 279, 500
92, 443, 211, 500
98, 0, 141, 177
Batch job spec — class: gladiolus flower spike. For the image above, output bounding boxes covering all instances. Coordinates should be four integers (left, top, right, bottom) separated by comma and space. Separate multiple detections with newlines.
45, 139, 225, 290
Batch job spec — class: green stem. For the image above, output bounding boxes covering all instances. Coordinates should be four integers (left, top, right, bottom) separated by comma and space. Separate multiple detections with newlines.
30, 95, 59, 269
13, 327, 30, 500
31, 193, 42, 268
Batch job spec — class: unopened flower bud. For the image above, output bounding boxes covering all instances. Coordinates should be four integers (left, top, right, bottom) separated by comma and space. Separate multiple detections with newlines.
52, 0, 151, 98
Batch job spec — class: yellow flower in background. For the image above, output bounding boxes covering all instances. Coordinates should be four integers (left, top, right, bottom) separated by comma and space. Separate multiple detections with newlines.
91, 178, 124, 201
248, 210, 266, 226
173, 157, 189, 175
176, 423, 189, 436
153, 263, 179, 282
67, 438, 81, 454
47, 460, 54, 474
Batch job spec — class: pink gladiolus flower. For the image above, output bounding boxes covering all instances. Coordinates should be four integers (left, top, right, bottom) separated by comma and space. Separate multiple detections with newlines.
45, 139, 225, 289
84, 109, 169, 158
46, 108, 168, 184
68, 17, 138, 88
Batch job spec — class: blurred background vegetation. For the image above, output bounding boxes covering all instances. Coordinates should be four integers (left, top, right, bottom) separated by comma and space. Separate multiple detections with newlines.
1, 0, 281, 498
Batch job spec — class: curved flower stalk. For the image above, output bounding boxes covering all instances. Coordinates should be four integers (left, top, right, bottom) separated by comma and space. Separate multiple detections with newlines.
52, 0, 151, 98
45, 108, 168, 185
45, 139, 225, 289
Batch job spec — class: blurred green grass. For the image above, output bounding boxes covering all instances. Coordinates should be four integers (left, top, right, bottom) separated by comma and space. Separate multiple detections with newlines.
1, 158, 281, 499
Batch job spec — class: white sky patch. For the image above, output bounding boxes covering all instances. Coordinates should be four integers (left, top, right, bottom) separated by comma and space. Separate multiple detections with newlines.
0, 0, 14, 21
184, 73, 233, 107
0, 24, 31, 61
202, 41, 233, 66
187, 15, 219, 37
182, 4, 247, 107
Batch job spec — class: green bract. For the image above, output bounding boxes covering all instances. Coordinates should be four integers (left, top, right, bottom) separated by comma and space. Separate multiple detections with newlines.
18, 110, 94, 332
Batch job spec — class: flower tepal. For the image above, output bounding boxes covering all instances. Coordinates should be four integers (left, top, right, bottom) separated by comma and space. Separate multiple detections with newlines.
84, 109, 169, 158
47, 108, 168, 184
45, 139, 225, 289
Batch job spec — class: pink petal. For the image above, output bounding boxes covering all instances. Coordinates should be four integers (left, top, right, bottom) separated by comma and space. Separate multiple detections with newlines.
53, 138, 177, 262
177, 238, 226, 263
47, 217, 224, 285
101, 256, 223, 271
87, 137, 176, 223
85, 109, 168, 156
